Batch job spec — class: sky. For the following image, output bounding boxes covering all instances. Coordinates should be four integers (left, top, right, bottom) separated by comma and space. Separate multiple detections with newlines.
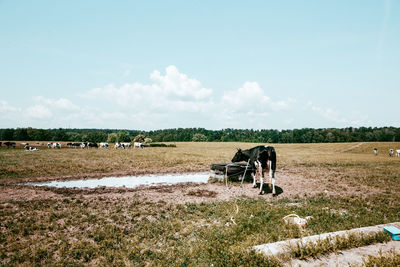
0, 0, 399, 130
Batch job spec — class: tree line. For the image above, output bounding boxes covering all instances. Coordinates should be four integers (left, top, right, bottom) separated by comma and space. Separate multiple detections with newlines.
1, 127, 400, 144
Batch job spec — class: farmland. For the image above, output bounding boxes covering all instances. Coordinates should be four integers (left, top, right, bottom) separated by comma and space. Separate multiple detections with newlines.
1, 142, 400, 266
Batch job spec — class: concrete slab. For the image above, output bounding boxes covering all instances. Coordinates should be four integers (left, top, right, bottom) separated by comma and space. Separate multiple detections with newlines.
253, 222, 400, 257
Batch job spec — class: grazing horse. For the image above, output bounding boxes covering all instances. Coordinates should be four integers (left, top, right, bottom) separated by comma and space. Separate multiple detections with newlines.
231, 145, 277, 195
373, 148, 378, 156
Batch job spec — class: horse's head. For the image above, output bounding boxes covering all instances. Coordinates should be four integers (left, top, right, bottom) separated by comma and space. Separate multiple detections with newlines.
231, 148, 245, 163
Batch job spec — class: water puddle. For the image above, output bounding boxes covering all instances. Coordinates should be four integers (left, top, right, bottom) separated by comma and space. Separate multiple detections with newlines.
28, 172, 210, 189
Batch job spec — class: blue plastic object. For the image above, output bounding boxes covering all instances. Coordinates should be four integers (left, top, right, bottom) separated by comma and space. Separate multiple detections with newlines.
383, 226, 400, 241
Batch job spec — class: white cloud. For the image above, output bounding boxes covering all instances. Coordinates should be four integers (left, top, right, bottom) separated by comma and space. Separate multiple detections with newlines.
222, 82, 293, 113
150, 65, 213, 101
0, 100, 20, 113
25, 105, 52, 119
33, 96, 80, 110
308, 102, 370, 126
0, 66, 299, 129
81, 65, 215, 114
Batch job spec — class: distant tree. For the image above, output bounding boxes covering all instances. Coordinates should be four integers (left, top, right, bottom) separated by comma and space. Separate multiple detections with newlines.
144, 137, 152, 144
117, 130, 131, 142
66, 131, 80, 142
192, 133, 207, 142
53, 128, 68, 141
85, 132, 107, 143
107, 133, 117, 143
36, 129, 51, 141
1, 128, 15, 140
133, 134, 145, 143
13, 128, 29, 141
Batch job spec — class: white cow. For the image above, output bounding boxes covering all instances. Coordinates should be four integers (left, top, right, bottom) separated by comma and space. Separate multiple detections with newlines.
373, 148, 378, 156
389, 149, 394, 157
48, 142, 61, 149
100, 142, 109, 148
134, 142, 144, 149
120, 142, 131, 149
24, 145, 39, 151
53, 142, 61, 149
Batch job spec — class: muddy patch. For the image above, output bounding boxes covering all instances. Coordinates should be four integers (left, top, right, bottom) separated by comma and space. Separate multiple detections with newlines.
0, 169, 379, 204
27, 172, 210, 189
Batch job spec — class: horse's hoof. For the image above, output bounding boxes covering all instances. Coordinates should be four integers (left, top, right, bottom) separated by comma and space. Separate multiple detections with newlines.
259, 192, 264, 195
253, 185, 257, 188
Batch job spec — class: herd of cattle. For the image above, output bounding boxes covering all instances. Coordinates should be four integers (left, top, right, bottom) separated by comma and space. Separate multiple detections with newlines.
0, 142, 400, 158
0, 141, 145, 150
374, 148, 400, 157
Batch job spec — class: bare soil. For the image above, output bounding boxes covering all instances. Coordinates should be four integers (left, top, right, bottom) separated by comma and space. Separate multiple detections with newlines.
0, 167, 378, 204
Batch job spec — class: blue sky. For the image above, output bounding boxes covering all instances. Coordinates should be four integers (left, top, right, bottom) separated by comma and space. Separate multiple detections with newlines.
0, 0, 399, 130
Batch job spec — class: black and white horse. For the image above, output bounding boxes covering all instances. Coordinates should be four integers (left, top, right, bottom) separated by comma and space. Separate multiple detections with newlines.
231, 145, 277, 195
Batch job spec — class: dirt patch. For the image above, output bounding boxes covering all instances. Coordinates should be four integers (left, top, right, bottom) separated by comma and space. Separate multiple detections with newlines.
0, 186, 61, 202
0, 168, 376, 204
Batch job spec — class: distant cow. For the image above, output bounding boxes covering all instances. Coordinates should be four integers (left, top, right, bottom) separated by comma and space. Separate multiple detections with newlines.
396, 149, 400, 157
48, 142, 61, 149
231, 145, 277, 195
72, 143, 82, 148
20, 142, 29, 146
389, 149, 394, 157
80, 142, 98, 149
134, 142, 144, 149
87, 142, 98, 148
24, 145, 39, 151
373, 148, 378, 156
120, 142, 131, 149
4, 142, 16, 148
67, 142, 82, 148
100, 142, 109, 148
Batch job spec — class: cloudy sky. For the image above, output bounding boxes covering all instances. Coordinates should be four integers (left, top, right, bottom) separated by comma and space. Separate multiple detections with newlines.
1, 1, 399, 130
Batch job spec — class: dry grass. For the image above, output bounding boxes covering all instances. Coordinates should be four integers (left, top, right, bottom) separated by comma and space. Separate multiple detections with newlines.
1, 142, 400, 266
2, 141, 399, 183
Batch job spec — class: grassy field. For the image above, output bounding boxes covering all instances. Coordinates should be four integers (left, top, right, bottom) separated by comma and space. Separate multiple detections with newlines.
1, 142, 400, 266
